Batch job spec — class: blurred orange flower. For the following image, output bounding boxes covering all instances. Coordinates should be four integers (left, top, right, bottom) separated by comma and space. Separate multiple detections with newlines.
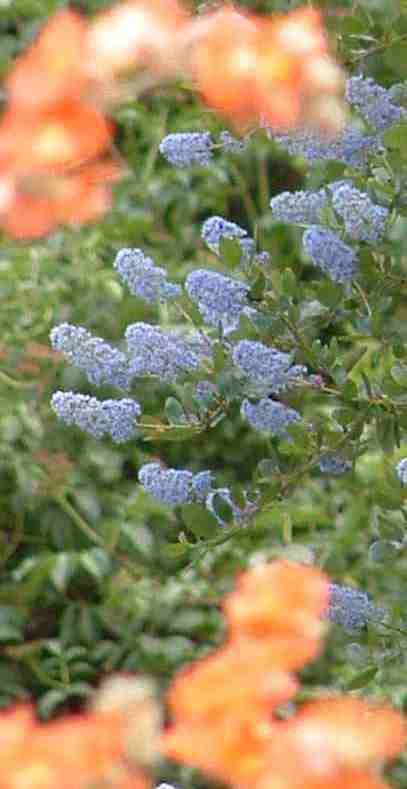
0, 705, 150, 789
0, 101, 113, 175
0, 158, 122, 239
223, 560, 329, 641
279, 697, 406, 773
166, 640, 298, 723
162, 714, 274, 786
188, 6, 344, 131
87, 0, 190, 81
162, 560, 405, 789
5, 10, 90, 112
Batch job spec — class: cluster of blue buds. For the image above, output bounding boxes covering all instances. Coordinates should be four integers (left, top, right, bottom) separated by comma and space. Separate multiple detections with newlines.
138, 463, 213, 506
201, 215, 269, 266
125, 322, 208, 382
51, 392, 141, 443
114, 248, 181, 303
232, 340, 306, 395
186, 269, 250, 332
302, 227, 359, 284
318, 454, 352, 475
396, 457, 407, 486
270, 188, 328, 225
50, 323, 132, 391
241, 397, 301, 438
159, 132, 214, 168
329, 182, 389, 243
159, 130, 248, 168
346, 75, 407, 131
327, 583, 385, 632
270, 126, 382, 168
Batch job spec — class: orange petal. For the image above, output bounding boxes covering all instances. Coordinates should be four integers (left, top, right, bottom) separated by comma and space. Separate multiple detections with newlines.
5, 9, 90, 110
290, 696, 406, 771
0, 101, 113, 175
161, 715, 273, 786
87, 0, 189, 79
166, 639, 298, 722
223, 560, 329, 641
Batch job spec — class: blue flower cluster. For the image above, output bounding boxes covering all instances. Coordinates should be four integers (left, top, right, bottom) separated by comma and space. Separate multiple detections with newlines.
138, 463, 213, 505
241, 397, 301, 438
346, 75, 407, 131
303, 227, 358, 284
186, 269, 250, 332
318, 454, 352, 475
50, 323, 132, 390
329, 182, 389, 243
159, 130, 249, 168
270, 126, 382, 168
396, 457, 407, 486
327, 583, 385, 632
270, 188, 328, 225
51, 392, 141, 443
159, 132, 213, 168
270, 77, 405, 167
201, 215, 256, 261
114, 248, 181, 302
125, 322, 208, 382
232, 340, 306, 394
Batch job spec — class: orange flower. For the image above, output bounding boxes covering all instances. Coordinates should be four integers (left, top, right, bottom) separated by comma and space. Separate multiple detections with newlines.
0, 101, 113, 175
223, 560, 329, 642
188, 5, 344, 132
188, 6, 260, 128
162, 714, 274, 786
166, 640, 298, 723
281, 697, 405, 773
254, 768, 391, 789
5, 9, 90, 111
0, 159, 121, 239
87, 0, 189, 80
0, 707, 129, 789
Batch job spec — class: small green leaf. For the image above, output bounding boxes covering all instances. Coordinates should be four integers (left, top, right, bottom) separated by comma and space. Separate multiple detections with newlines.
181, 503, 218, 538
219, 236, 242, 267
80, 548, 111, 580
346, 666, 378, 690
165, 396, 187, 425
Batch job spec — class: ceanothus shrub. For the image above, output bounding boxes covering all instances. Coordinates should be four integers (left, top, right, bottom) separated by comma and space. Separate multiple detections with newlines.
51, 75, 407, 632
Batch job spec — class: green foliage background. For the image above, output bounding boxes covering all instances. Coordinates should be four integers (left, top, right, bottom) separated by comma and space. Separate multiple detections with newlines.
0, 0, 406, 785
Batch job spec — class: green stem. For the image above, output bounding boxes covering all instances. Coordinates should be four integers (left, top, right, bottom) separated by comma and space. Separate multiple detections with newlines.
55, 494, 105, 548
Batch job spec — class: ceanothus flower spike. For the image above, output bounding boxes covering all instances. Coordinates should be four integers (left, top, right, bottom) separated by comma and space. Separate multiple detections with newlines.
233, 340, 305, 394
241, 398, 301, 438
138, 463, 213, 506
51, 392, 141, 443
303, 226, 358, 284
125, 322, 206, 382
114, 248, 181, 302
327, 583, 385, 632
329, 182, 389, 243
50, 323, 132, 390
396, 457, 407, 486
159, 132, 213, 168
186, 269, 249, 332
270, 188, 328, 225
346, 75, 407, 131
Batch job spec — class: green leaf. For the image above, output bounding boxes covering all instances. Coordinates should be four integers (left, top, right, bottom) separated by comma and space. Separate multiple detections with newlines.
50, 552, 77, 592
218, 237, 242, 267
80, 548, 111, 580
37, 690, 69, 720
181, 503, 218, 538
376, 412, 396, 454
346, 666, 378, 690
165, 396, 187, 425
